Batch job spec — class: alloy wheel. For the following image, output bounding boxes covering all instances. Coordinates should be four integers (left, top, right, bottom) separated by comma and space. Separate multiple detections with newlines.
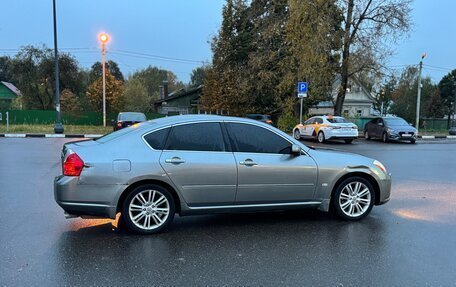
128, 189, 170, 230
317, 132, 325, 143
294, 130, 301, 140
338, 181, 371, 218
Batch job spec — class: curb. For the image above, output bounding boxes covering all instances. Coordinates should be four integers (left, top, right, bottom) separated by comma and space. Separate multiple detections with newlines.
0, 134, 103, 138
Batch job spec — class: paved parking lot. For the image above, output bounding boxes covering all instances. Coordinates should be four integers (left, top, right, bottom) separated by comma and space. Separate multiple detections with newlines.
1, 138, 455, 286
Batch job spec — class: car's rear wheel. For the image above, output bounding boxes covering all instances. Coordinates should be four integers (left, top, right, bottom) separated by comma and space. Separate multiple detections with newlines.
333, 177, 375, 221
364, 130, 370, 140
344, 139, 353, 144
294, 129, 301, 140
317, 131, 325, 143
122, 184, 175, 234
382, 132, 389, 143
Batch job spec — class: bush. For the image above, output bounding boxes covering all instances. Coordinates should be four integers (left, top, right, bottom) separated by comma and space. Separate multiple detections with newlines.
277, 98, 298, 133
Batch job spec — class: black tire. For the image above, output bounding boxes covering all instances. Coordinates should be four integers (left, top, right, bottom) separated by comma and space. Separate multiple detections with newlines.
332, 177, 375, 221
317, 131, 325, 143
122, 184, 175, 234
293, 129, 301, 140
410, 138, 416, 144
382, 132, 389, 143
344, 139, 354, 144
364, 130, 370, 140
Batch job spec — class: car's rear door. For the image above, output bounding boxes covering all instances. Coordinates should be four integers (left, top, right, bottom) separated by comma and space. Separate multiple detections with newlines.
226, 122, 317, 203
159, 122, 237, 206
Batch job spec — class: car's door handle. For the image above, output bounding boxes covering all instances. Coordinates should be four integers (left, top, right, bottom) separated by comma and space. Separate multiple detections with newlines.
239, 159, 257, 166
165, 157, 185, 164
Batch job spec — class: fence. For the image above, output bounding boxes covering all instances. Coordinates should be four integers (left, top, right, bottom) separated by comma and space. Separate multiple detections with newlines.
0, 110, 164, 125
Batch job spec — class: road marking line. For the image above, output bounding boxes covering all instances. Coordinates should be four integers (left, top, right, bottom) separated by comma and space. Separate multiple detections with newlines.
447, 136, 456, 139
45, 134, 65, 138
4, 134, 26, 138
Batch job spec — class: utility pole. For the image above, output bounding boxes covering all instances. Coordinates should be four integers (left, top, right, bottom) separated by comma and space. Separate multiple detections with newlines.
415, 53, 426, 134
99, 33, 109, 127
53, 0, 64, 133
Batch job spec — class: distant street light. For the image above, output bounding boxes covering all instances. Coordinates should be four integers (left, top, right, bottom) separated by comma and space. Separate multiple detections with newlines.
415, 53, 426, 135
53, 0, 64, 133
99, 33, 110, 127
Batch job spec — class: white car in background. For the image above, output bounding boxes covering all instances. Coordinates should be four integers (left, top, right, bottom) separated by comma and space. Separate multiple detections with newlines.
293, 115, 359, 144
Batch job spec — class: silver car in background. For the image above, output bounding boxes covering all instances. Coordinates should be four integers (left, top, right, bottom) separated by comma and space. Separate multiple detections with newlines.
55, 115, 391, 234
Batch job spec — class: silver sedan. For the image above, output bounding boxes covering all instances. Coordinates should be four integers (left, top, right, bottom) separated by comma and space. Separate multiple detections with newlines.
54, 115, 391, 234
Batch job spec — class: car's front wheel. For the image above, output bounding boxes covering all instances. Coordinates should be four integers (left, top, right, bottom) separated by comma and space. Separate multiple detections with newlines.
293, 129, 301, 140
122, 184, 175, 234
382, 132, 389, 143
317, 131, 325, 143
410, 138, 416, 144
333, 177, 375, 221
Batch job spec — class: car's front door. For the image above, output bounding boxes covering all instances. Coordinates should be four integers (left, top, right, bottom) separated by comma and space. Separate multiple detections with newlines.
159, 122, 237, 206
226, 122, 318, 203
374, 118, 384, 137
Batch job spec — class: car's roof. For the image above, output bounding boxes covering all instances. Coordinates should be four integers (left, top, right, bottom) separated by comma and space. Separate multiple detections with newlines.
142, 114, 270, 128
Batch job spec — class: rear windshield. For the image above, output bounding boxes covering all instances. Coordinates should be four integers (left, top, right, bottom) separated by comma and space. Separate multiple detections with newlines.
96, 122, 150, 143
327, 117, 349, 123
119, 113, 146, 121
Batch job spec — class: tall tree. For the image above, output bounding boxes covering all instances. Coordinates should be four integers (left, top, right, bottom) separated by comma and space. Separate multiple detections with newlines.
334, 0, 411, 115
86, 72, 125, 114
10, 45, 82, 110
122, 77, 150, 112
0, 56, 12, 82
131, 66, 184, 101
438, 69, 456, 128
189, 66, 210, 87
373, 76, 396, 115
89, 60, 124, 83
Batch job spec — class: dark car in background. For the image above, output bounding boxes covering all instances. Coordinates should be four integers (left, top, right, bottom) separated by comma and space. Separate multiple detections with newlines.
113, 112, 147, 131
246, 114, 273, 125
364, 116, 417, 144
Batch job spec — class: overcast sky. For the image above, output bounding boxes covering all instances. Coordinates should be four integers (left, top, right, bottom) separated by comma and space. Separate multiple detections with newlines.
1, 0, 455, 84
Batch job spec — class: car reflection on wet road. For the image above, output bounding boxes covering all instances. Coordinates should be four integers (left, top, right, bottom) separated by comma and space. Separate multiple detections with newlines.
0, 138, 455, 286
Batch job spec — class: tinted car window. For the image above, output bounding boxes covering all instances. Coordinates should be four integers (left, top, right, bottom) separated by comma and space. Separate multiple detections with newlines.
384, 118, 408, 126
327, 117, 350, 123
144, 128, 170, 150
119, 112, 147, 121
304, 118, 314, 125
227, 123, 291, 154
314, 118, 323, 124
165, 123, 225, 152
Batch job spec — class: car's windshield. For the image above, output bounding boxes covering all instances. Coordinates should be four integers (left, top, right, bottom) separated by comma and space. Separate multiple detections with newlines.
384, 118, 408, 126
119, 113, 146, 121
327, 117, 349, 123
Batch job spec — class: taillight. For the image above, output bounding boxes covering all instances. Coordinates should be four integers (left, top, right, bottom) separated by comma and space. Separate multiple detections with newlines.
352, 126, 358, 129
266, 120, 273, 124
63, 153, 84, 176
117, 122, 122, 127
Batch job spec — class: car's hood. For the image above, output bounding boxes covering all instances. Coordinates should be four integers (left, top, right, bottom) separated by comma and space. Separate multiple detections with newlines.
307, 147, 374, 169
387, 125, 416, 132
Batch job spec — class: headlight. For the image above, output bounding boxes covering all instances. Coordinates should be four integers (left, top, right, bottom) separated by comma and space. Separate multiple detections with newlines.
373, 160, 387, 174
387, 128, 397, 134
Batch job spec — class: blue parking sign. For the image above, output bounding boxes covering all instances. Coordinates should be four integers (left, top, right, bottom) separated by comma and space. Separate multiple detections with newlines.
298, 82, 308, 93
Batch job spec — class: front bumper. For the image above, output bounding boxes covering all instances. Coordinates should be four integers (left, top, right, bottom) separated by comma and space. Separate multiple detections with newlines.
376, 174, 392, 205
388, 132, 416, 141
54, 175, 124, 219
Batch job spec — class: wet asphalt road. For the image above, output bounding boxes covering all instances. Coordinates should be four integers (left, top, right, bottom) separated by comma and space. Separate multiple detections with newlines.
0, 138, 455, 286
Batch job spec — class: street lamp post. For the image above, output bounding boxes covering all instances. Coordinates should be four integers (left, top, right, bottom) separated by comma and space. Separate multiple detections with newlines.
415, 53, 426, 135
99, 33, 109, 127
53, 0, 64, 133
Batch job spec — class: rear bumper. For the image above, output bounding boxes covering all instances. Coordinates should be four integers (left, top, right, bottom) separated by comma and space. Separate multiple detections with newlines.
325, 129, 358, 140
54, 175, 124, 219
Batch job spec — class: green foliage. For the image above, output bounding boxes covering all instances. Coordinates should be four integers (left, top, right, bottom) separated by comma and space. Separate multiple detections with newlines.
86, 72, 125, 114
130, 66, 184, 102
189, 66, 210, 87
438, 69, 456, 119
277, 98, 297, 133
60, 89, 83, 118
122, 77, 150, 112
9, 45, 84, 110
89, 60, 124, 83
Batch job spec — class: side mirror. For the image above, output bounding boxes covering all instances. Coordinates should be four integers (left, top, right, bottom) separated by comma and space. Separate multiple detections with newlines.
291, 144, 301, 155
